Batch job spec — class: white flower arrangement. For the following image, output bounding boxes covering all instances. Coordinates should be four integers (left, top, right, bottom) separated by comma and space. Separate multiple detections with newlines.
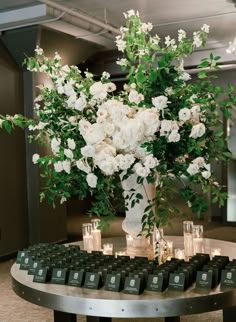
0, 10, 235, 233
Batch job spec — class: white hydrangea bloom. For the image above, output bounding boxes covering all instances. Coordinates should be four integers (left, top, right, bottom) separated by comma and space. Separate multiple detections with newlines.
86, 173, 98, 188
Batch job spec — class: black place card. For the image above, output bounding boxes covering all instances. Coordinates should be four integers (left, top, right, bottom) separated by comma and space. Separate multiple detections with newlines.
168, 272, 186, 291
16, 251, 29, 264
28, 261, 42, 275
51, 268, 68, 284
68, 270, 85, 287
104, 274, 123, 292
146, 274, 165, 292
84, 272, 102, 289
220, 270, 236, 288
123, 276, 143, 295
19, 256, 32, 270
33, 267, 50, 283
195, 271, 213, 290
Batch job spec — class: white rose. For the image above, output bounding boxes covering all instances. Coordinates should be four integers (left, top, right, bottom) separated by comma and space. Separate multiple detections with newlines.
178, 108, 191, 121
96, 157, 118, 175
192, 157, 205, 168
116, 154, 135, 170
32, 153, 40, 164
62, 160, 71, 174
89, 81, 107, 100
66, 94, 76, 108
75, 95, 87, 111
152, 95, 169, 110
64, 83, 75, 96
67, 138, 76, 150
144, 155, 159, 169
76, 159, 91, 174
128, 89, 144, 104
54, 161, 63, 172
64, 149, 73, 159
168, 130, 180, 142
189, 123, 206, 139
202, 170, 211, 179
81, 145, 95, 157
51, 137, 61, 155
165, 87, 174, 96
86, 173, 98, 188
79, 119, 91, 136
187, 163, 199, 175
82, 123, 106, 145
134, 163, 150, 178
137, 109, 160, 137
106, 82, 116, 92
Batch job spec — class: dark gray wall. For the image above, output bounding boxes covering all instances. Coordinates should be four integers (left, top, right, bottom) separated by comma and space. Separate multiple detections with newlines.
0, 43, 28, 256
0, 26, 102, 256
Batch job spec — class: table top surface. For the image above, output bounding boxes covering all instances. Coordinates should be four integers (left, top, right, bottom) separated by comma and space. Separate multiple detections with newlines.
11, 236, 236, 318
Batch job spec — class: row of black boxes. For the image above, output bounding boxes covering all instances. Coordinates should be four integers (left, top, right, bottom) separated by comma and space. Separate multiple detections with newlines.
16, 243, 236, 295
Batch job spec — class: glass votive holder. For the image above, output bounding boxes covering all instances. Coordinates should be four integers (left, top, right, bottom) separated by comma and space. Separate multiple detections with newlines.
82, 223, 93, 253
211, 247, 221, 258
183, 221, 194, 259
166, 240, 173, 260
91, 218, 101, 251
193, 224, 204, 254
174, 248, 185, 260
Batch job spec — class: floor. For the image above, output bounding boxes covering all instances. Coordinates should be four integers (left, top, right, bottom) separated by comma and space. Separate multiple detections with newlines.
1, 215, 236, 322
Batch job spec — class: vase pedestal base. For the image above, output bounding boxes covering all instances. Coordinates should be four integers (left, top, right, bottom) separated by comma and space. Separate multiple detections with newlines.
126, 235, 154, 259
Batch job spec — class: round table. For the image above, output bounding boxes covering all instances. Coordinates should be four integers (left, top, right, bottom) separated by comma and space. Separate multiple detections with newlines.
11, 236, 236, 322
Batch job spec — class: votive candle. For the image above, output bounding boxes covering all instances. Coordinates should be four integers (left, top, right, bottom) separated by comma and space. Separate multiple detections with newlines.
82, 223, 93, 253
211, 248, 221, 258
183, 221, 194, 259
91, 218, 101, 251
103, 243, 113, 255
193, 225, 204, 254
